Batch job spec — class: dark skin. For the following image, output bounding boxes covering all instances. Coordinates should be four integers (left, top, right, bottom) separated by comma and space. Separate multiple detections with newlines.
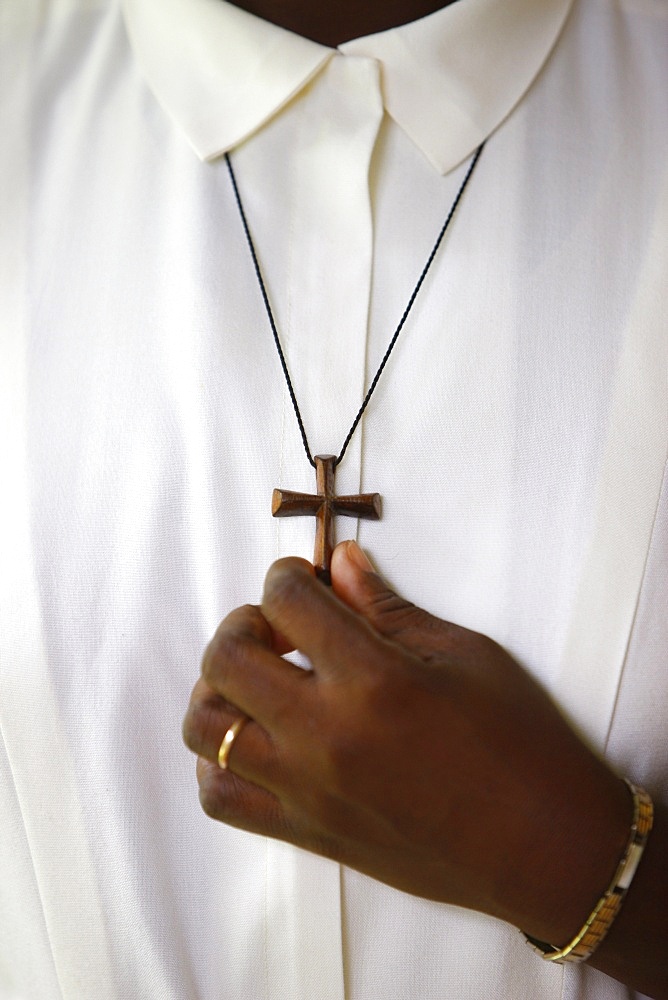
184, 3, 668, 996
229, 0, 458, 46
185, 546, 668, 998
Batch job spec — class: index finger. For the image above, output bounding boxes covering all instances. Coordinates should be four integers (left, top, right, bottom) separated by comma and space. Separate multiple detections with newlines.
202, 603, 311, 729
261, 557, 390, 681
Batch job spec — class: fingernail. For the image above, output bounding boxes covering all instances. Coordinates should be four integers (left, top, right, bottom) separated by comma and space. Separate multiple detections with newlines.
347, 540, 375, 572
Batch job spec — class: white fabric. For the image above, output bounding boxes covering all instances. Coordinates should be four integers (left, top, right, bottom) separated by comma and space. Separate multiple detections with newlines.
0, 0, 666, 998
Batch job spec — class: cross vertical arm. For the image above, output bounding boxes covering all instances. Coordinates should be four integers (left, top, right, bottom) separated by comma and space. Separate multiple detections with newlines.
272, 455, 381, 584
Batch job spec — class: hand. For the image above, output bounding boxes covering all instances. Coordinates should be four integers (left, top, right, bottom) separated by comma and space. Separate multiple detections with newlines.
183, 541, 630, 946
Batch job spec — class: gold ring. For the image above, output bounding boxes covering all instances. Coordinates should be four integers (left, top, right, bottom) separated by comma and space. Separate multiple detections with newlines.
217, 716, 249, 770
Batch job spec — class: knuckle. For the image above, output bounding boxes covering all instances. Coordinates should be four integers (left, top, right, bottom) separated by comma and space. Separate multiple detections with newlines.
203, 614, 260, 684
198, 772, 230, 821
198, 767, 248, 822
183, 690, 224, 756
366, 589, 416, 626
199, 783, 221, 820
365, 591, 440, 643
211, 630, 248, 671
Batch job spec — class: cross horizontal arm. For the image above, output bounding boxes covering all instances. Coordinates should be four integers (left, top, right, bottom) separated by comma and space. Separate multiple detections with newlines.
333, 495, 381, 520
272, 489, 322, 517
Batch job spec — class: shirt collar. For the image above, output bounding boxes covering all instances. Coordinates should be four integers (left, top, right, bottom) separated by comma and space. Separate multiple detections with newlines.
121, 0, 574, 174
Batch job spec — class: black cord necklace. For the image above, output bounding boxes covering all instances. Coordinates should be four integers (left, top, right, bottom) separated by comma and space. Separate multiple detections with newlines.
225, 143, 484, 582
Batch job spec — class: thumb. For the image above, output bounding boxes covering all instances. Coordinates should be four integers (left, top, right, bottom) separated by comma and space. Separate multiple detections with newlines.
330, 541, 453, 656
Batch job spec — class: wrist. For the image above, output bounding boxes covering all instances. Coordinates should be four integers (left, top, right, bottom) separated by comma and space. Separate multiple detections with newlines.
524, 781, 653, 963
496, 759, 631, 945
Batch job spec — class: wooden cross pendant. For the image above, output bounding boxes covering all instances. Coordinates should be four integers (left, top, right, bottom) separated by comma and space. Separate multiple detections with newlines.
272, 455, 381, 584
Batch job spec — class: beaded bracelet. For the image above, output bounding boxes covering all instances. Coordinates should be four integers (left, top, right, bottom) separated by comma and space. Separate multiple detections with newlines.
524, 780, 653, 964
